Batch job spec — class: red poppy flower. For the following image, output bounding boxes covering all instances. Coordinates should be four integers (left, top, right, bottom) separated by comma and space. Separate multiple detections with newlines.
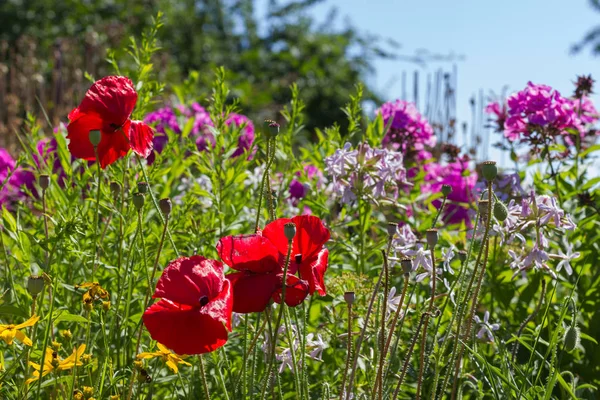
217, 234, 309, 313
66, 76, 154, 169
142, 256, 233, 355
262, 215, 330, 296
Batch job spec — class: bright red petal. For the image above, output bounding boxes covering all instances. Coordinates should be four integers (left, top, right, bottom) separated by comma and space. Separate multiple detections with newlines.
203, 278, 233, 331
226, 272, 279, 313
272, 274, 309, 307
291, 215, 330, 260
143, 299, 228, 355
96, 121, 131, 168
129, 120, 154, 158
299, 248, 328, 296
79, 76, 138, 128
153, 256, 225, 307
217, 235, 280, 273
66, 109, 102, 161
262, 218, 292, 257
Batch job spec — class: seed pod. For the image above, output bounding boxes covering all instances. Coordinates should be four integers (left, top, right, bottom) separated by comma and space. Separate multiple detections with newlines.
132, 193, 145, 211
563, 325, 580, 352
426, 229, 438, 247
284, 222, 296, 241
263, 120, 280, 138
494, 201, 509, 222
401, 258, 413, 275
343, 291, 355, 305
137, 182, 149, 194
159, 198, 172, 217
481, 161, 497, 181
110, 181, 121, 198
441, 184, 452, 197
387, 222, 398, 237
458, 250, 467, 262
39, 174, 50, 190
27, 275, 45, 297
89, 130, 102, 147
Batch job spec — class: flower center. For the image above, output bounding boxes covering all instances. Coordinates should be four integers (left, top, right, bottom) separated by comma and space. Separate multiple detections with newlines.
295, 254, 303, 264
199, 295, 209, 307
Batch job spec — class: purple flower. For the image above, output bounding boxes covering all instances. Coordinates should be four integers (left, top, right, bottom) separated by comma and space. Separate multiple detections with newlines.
377, 100, 435, 157
474, 311, 500, 342
0, 149, 34, 209
554, 242, 580, 276
225, 113, 255, 158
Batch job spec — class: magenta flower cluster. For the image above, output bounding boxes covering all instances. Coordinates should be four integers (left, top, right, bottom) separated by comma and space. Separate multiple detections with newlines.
143, 103, 255, 163
377, 100, 436, 156
0, 149, 34, 209
324, 142, 407, 204
486, 82, 598, 143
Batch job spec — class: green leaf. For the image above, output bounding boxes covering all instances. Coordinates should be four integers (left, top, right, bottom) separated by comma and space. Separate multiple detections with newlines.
53, 311, 89, 324
0, 305, 29, 319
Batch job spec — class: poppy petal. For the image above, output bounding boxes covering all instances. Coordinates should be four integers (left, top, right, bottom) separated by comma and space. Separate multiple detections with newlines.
217, 235, 280, 273
272, 274, 309, 307
262, 218, 292, 257
299, 248, 328, 296
291, 215, 331, 260
129, 120, 154, 158
96, 121, 131, 168
143, 299, 228, 355
66, 109, 103, 161
226, 272, 279, 313
203, 278, 234, 330
79, 76, 138, 128
153, 256, 226, 307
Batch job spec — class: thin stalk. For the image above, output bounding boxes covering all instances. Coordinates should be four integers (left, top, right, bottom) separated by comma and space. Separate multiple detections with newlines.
339, 301, 353, 400
416, 247, 437, 400
42, 188, 49, 265
91, 149, 102, 280
199, 355, 212, 400
511, 279, 547, 362
432, 196, 447, 228
373, 251, 390, 400
283, 307, 302, 395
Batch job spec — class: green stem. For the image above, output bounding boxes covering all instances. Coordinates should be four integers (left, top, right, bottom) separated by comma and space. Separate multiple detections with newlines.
416, 247, 437, 400
339, 302, 353, 400
199, 355, 212, 400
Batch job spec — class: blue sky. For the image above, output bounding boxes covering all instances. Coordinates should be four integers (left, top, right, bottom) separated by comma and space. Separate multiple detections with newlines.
307, 0, 600, 119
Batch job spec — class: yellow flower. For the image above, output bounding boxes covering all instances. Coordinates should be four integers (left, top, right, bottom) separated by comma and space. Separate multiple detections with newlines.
26, 344, 86, 385
0, 315, 39, 346
137, 343, 191, 374
75, 282, 109, 303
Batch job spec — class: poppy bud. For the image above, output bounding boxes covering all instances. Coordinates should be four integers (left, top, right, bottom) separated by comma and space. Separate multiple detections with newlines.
458, 250, 467, 262
426, 229, 438, 247
263, 120, 280, 138
563, 325, 580, 352
441, 184, 452, 197
478, 199, 490, 222
137, 182, 148, 194
284, 222, 296, 242
89, 130, 102, 147
132, 193, 145, 211
481, 161, 497, 181
159, 198, 172, 217
27, 275, 45, 297
110, 181, 121, 198
493, 201, 508, 222
343, 291, 355, 305
401, 258, 413, 275
39, 174, 50, 190
387, 222, 398, 237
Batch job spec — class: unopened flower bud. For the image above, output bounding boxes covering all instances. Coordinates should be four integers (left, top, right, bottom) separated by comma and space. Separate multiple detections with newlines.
81, 353, 92, 364
110, 181, 121, 198
73, 391, 84, 400
159, 198, 172, 217
458, 250, 467, 262
387, 222, 398, 237
343, 291, 355, 305
441, 184, 452, 197
426, 229, 438, 247
401, 258, 413, 275
89, 130, 102, 147
61, 329, 72, 340
284, 222, 296, 241
132, 193, 145, 211
102, 301, 111, 311
27, 275, 45, 297
83, 386, 94, 397
263, 120, 280, 138
83, 301, 94, 312
133, 360, 144, 370
51, 341, 61, 351
110, 396, 120, 400
39, 174, 50, 190
481, 161, 497, 181
137, 182, 148, 194
563, 325, 580, 352
493, 201, 508, 222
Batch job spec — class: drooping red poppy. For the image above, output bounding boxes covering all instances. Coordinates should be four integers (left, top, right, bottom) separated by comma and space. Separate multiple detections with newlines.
66, 76, 154, 169
262, 215, 330, 296
217, 234, 310, 314
142, 256, 233, 355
